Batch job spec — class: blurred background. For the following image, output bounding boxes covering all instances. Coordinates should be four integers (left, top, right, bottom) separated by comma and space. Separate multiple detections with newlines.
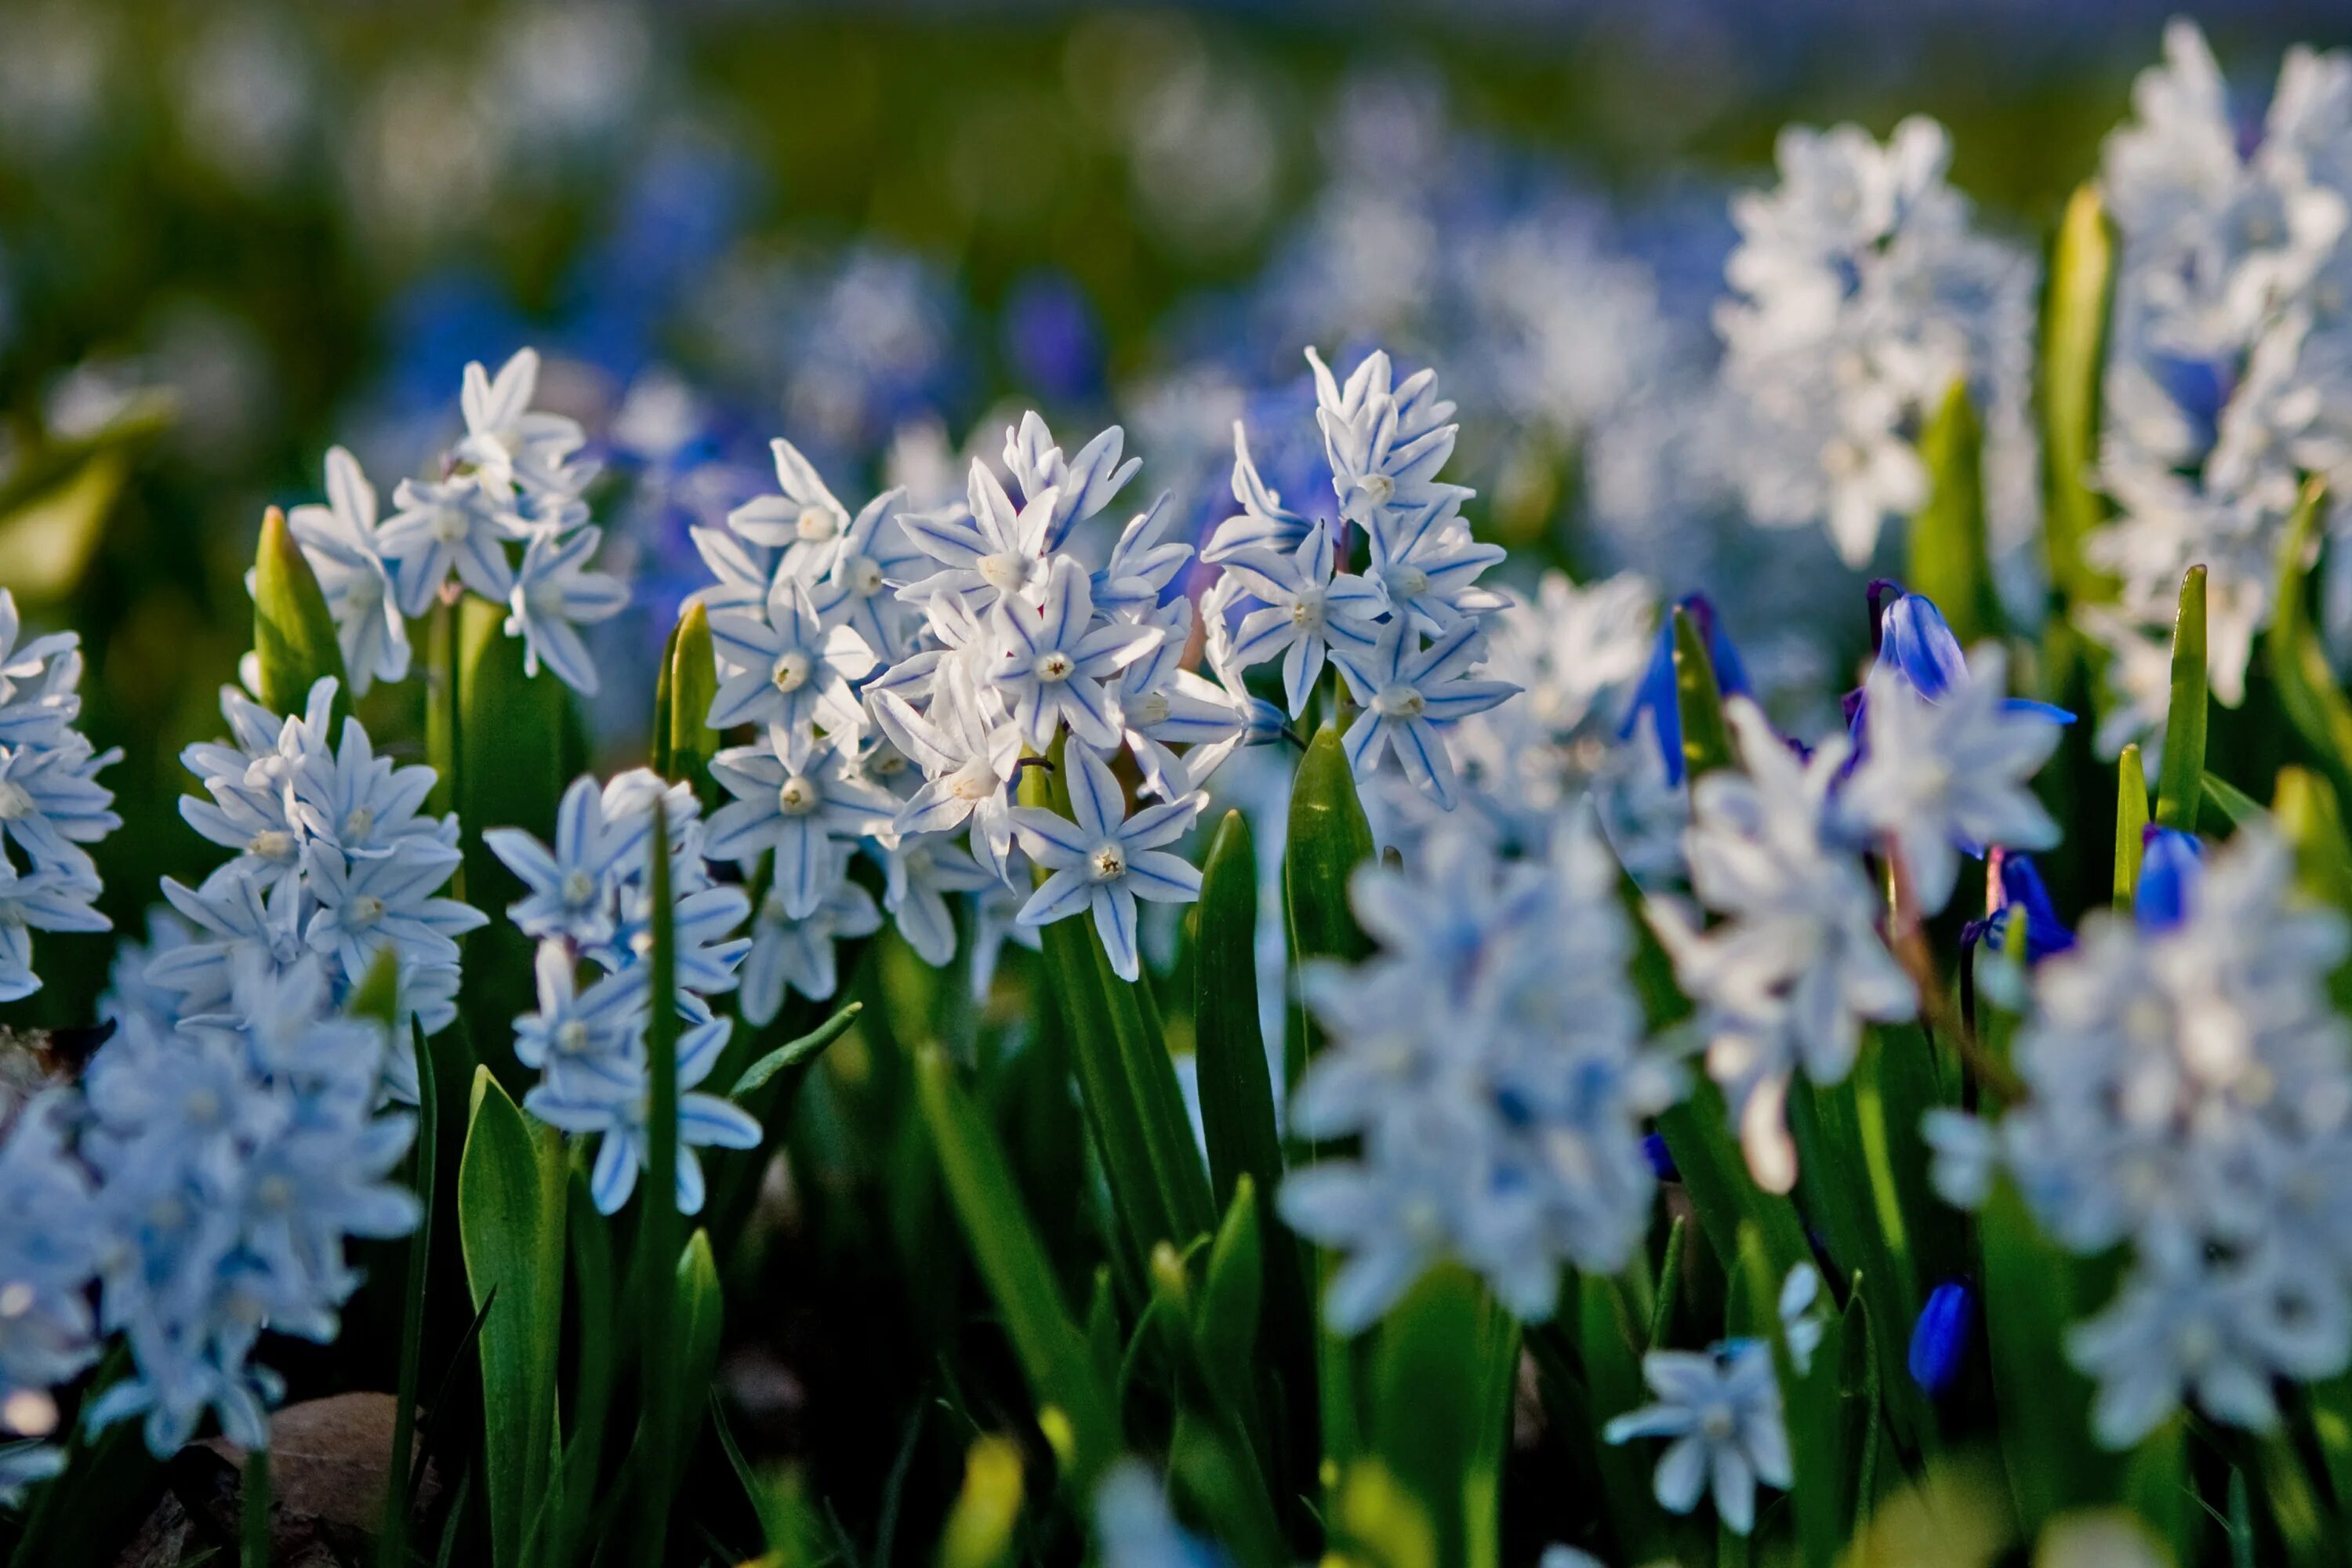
2, 0, 2347, 1021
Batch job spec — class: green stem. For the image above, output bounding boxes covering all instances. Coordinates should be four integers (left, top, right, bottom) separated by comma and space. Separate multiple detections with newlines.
242, 1447, 270, 1568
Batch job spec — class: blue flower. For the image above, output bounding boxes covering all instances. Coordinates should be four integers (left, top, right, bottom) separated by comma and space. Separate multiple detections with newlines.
2135, 827, 2204, 934
1976, 851, 2074, 960
1621, 593, 1750, 786
1852, 584, 2074, 730
1908, 1280, 1975, 1396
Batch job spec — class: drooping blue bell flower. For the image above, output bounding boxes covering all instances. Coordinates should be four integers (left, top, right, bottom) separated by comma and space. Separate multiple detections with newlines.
2135, 827, 2205, 934
1982, 851, 2074, 960
1622, 593, 1751, 786
1847, 584, 2074, 739
1908, 1280, 1976, 1396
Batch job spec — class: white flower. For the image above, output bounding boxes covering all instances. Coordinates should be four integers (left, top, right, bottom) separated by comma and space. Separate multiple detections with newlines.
1603, 1339, 1792, 1536
1307, 346, 1472, 537
872, 660, 1025, 882
452, 347, 596, 502
877, 833, 994, 967
739, 847, 884, 1025
285, 447, 409, 696
1008, 746, 1204, 982
1840, 648, 2063, 915
300, 837, 485, 986
1329, 619, 1520, 811
705, 730, 898, 916
504, 525, 628, 695
1215, 521, 1381, 718
706, 572, 874, 766
524, 1015, 760, 1216
377, 475, 517, 616
985, 556, 1160, 753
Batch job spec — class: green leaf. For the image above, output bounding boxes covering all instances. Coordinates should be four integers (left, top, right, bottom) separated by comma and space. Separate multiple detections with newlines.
2265, 477, 2352, 808
456, 593, 570, 1086
1021, 743, 1214, 1266
456, 1067, 567, 1568
657, 1231, 725, 1504
376, 1021, 437, 1568
626, 794, 687, 1566
727, 1001, 862, 1099
915, 1042, 1120, 1492
663, 601, 723, 811
1280, 725, 1377, 1481
1196, 1178, 1265, 1391
1654, 1080, 1811, 1287
1671, 605, 1734, 782
252, 505, 349, 720
2153, 565, 2209, 833
2114, 744, 2149, 911
2277, 768, 2352, 911
937, 1436, 1024, 1568
1734, 1228, 1847, 1568
241, 1446, 271, 1568
2201, 770, 2270, 835
2040, 183, 2118, 607
1979, 1176, 2118, 1536
1370, 1268, 1506, 1568
1194, 810, 1284, 1223
0, 448, 128, 603
1571, 1273, 1672, 1563
1910, 381, 2002, 647
547, 1166, 615, 1568
650, 614, 684, 778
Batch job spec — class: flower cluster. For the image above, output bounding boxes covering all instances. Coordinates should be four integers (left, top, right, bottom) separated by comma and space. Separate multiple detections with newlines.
1718, 116, 2037, 570
488, 771, 757, 1214
147, 677, 483, 1098
1652, 590, 2063, 1189
0, 588, 120, 1003
2088, 22, 2352, 732
78, 953, 421, 1456
1929, 828, 2352, 1446
0, 1092, 100, 1502
1278, 814, 1679, 1331
289, 348, 626, 697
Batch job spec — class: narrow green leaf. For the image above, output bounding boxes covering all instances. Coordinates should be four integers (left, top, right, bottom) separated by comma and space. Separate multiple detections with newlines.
549, 1166, 615, 1568
252, 506, 349, 719
0, 448, 129, 602
626, 794, 685, 1566
1370, 1267, 1499, 1568
2040, 183, 2118, 606
2265, 477, 2352, 808
650, 613, 683, 778
2114, 744, 2149, 910
1196, 1178, 1265, 1388
659, 1231, 725, 1503
1671, 606, 1734, 782
2277, 768, 2352, 910
915, 1043, 1119, 1491
1646, 1217, 1686, 1353
1572, 1273, 1672, 1563
376, 1022, 437, 1568
937, 1436, 1025, 1568
2201, 770, 2270, 835
456, 1068, 566, 1568
1194, 811, 1284, 1222
1280, 725, 1377, 1482
665, 601, 724, 811
2153, 565, 2209, 833
726, 1001, 862, 1099
2122, 1417, 2193, 1568
1979, 1176, 2118, 1535
1911, 380, 2001, 647
1167, 1412, 1288, 1568
1654, 1081, 1811, 1286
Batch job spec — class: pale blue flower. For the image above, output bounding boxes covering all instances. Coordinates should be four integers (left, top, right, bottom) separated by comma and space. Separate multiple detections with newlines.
706, 571, 873, 764
524, 1017, 760, 1216
739, 847, 883, 1026
1009, 745, 1203, 982
289, 715, 445, 862
452, 347, 597, 503
513, 938, 649, 1081
378, 475, 518, 616
285, 447, 409, 697
0, 862, 108, 1002
1306, 346, 1472, 539
505, 524, 628, 695
1604, 1339, 1791, 1535
985, 556, 1159, 753
1000, 413, 1142, 553
299, 837, 485, 986
1091, 491, 1192, 620
872, 662, 1023, 881
898, 457, 1059, 611
706, 730, 898, 916
1214, 521, 1381, 719
0, 734, 121, 879
485, 775, 641, 947
1329, 619, 1520, 811
1201, 423, 1311, 564
876, 832, 993, 967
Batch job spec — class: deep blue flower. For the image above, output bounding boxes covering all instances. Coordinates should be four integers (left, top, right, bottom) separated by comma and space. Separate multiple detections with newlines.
1003, 270, 1105, 406
1642, 1131, 1679, 1181
1986, 851, 2074, 960
1908, 1280, 1975, 1396
1622, 593, 1751, 786
1847, 584, 2074, 740
2135, 827, 2205, 934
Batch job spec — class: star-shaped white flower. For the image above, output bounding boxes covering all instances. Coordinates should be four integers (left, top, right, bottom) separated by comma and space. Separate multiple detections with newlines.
285, 448, 410, 696
1329, 619, 1520, 810
985, 556, 1159, 753
1009, 746, 1204, 982
505, 525, 628, 695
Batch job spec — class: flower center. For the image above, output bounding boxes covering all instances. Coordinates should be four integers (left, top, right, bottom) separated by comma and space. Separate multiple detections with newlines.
250, 829, 296, 862
761, 889, 792, 923
1088, 842, 1127, 882
0, 1283, 31, 1319
778, 776, 822, 815
556, 1019, 591, 1056
1289, 597, 1323, 628
1374, 685, 1425, 720
844, 555, 885, 596
771, 650, 812, 692
1135, 692, 1171, 725
561, 868, 597, 906
1034, 651, 1074, 684
430, 505, 470, 545
949, 762, 998, 802
978, 553, 1030, 594
1385, 564, 1429, 600
1699, 1403, 1737, 1442
342, 805, 375, 842
347, 894, 387, 927
256, 1174, 294, 1212
1359, 473, 1396, 506
797, 506, 838, 543
0, 782, 31, 821
185, 1088, 223, 1126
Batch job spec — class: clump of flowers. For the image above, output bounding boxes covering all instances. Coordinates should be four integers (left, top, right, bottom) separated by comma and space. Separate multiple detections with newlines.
488, 771, 756, 1213
1929, 827, 2352, 1445
0, 588, 119, 1003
